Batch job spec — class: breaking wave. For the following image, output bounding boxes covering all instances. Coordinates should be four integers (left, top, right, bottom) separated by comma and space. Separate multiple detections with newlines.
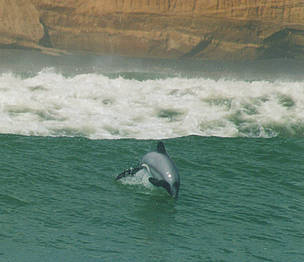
1, 68, 303, 139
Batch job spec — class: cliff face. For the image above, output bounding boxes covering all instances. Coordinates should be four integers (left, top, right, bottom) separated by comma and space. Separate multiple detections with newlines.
1, 0, 303, 60
0, 0, 43, 49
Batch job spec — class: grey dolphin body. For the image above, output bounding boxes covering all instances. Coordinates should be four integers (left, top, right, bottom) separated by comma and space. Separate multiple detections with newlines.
141, 142, 180, 198
116, 142, 180, 198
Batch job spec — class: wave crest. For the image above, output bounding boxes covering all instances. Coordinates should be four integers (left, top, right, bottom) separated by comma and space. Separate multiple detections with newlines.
1, 69, 303, 139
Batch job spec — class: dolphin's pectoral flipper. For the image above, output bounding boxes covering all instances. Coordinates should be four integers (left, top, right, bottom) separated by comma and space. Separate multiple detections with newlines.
148, 177, 169, 188
116, 165, 143, 180
148, 177, 163, 186
149, 177, 171, 194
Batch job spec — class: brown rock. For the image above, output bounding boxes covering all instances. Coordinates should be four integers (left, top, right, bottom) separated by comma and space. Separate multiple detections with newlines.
2, 0, 304, 60
0, 0, 44, 49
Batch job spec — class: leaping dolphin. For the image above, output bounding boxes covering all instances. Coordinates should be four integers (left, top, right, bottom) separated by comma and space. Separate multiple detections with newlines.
116, 142, 180, 198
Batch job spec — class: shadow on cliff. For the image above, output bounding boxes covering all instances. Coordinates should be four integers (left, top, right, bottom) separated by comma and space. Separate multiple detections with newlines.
260, 28, 304, 59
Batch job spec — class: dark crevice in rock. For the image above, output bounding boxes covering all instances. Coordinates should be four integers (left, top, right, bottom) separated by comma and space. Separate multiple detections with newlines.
39, 19, 53, 48
181, 38, 212, 58
260, 28, 304, 59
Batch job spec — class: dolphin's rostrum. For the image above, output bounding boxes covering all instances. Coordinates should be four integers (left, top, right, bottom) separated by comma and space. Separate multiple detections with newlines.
116, 142, 180, 198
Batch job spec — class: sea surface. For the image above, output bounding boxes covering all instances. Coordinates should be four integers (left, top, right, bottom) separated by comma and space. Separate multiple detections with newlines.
0, 50, 304, 261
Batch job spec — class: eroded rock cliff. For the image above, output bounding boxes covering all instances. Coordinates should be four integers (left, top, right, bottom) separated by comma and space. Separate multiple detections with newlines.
1, 0, 303, 60
0, 0, 43, 49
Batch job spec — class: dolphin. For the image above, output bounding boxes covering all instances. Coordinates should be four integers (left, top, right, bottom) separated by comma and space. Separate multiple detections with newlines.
116, 142, 180, 198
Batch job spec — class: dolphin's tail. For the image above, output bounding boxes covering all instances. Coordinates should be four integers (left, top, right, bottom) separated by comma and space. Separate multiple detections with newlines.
115, 165, 143, 180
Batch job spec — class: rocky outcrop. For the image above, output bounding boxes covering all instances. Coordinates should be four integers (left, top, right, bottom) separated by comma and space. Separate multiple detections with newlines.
1, 0, 304, 60
0, 0, 66, 55
0, 0, 43, 49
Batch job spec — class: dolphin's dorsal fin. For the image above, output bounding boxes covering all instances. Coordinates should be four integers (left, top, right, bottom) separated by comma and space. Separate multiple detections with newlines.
157, 142, 167, 155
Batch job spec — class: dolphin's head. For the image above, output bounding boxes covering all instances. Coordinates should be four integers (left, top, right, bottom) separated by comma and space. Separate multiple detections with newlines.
161, 168, 180, 199
150, 172, 180, 198
165, 180, 180, 199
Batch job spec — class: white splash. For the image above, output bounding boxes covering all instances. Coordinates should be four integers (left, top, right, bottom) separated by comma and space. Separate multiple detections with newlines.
120, 169, 153, 189
1, 68, 304, 139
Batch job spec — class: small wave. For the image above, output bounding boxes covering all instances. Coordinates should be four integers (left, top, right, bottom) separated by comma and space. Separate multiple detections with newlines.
0, 193, 29, 207
1, 68, 303, 139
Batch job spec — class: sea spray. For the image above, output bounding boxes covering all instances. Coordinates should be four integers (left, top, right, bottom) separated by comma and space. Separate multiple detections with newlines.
1, 68, 303, 139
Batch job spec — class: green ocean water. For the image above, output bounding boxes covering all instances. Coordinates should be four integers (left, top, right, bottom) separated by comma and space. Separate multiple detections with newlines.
0, 135, 303, 261
0, 50, 304, 261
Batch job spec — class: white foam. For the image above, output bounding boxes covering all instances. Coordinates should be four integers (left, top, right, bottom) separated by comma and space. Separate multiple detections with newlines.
1, 68, 303, 138
120, 169, 153, 189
